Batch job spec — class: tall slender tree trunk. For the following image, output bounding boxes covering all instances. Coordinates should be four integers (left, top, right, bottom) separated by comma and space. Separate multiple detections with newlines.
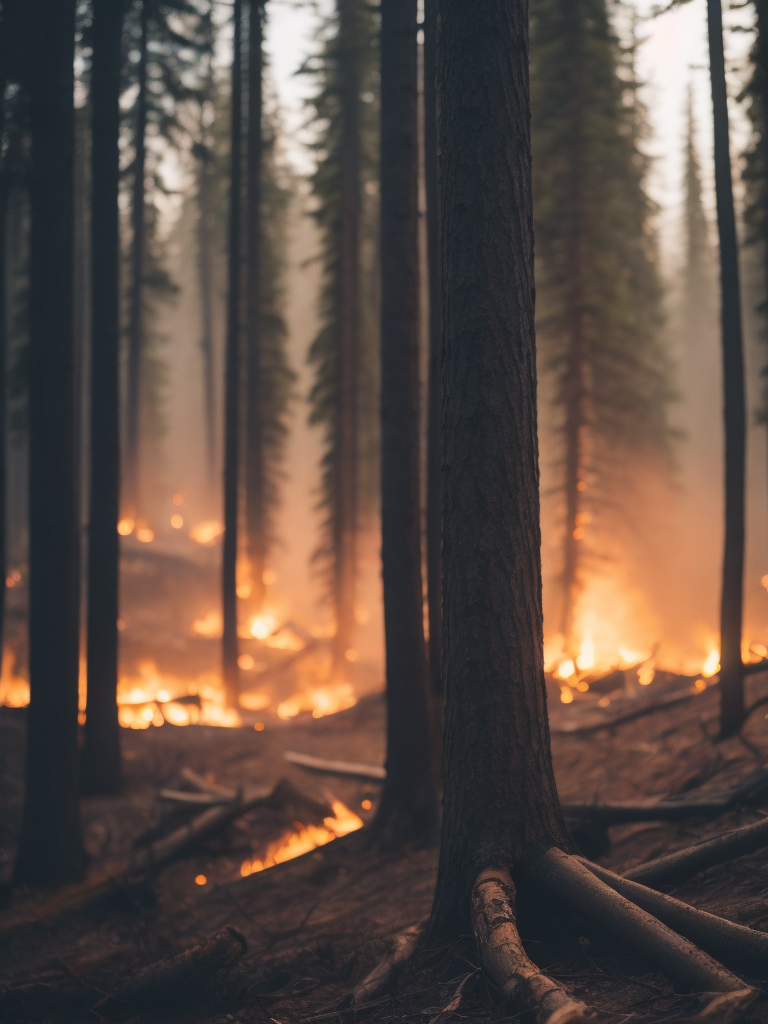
125, 1, 148, 520
708, 0, 746, 738
423, 0, 442, 701
331, 0, 361, 680
0, 5, 9, 682
197, 109, 217, 494
560, 3, 586, 656
14, 0, 85, 886
374, 0, 438, 842
428, 0, 570, 938
81, 0, 125, 796
245, 0, 265, 612
222, 0, 243, 707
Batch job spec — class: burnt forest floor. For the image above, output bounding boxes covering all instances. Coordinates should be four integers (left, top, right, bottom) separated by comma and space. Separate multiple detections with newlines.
4, 674, 768, 1023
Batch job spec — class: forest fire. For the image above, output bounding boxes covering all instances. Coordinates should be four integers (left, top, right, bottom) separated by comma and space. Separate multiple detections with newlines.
239, 799, 363, 876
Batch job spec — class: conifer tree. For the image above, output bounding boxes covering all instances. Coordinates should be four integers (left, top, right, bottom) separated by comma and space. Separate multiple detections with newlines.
14, 0, 84, 886
244, 0, 293, 614
530, 0, 674, 655
222, 0, 243, 706
123, 0, 207, 519
81, 0, 127, 796
305, 0, 379, 678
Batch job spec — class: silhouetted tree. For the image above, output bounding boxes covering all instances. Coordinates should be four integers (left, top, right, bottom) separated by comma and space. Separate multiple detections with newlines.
373, 0, 438, 842
14, 0, 84, 886
244, 0, 293, 614
423, 0, 442, 701
222, 0, 243, 707
707, 0, 747, 737
305, 0, 379, 677
81, 0, 127, 796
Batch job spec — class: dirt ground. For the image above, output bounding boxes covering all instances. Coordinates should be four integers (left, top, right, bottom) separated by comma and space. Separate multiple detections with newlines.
3, 671, 768, 1023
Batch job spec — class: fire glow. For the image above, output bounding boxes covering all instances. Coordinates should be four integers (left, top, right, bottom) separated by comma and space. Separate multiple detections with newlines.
240, 799, 363, 876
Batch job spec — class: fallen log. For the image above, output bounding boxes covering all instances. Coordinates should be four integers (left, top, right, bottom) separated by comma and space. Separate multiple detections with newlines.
579, 858, 768, 977
180, 766, 237, 799
562, 766, 768, 824
0, 785, 272, 937
284, 750, 386, 781
158, 788, 233, 807
625, 814, 768, 888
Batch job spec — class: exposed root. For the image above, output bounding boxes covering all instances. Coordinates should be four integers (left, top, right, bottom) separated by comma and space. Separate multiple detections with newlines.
625, 815, 768, 887
579, 857, 768, 977
350, 922, 424, 1005
523, 849, 758, 1017
471, 868, 591, 1024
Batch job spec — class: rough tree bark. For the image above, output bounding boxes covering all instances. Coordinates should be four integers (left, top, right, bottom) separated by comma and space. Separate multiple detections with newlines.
222, 0, 243, 707
245, 0, 265, 612
14, 0, 85, 885
708, 0, 747, 738
81, 0, 126, 797
415, 4, 759, 1019
0, 1, 8, 680
125, 0, 148, 519
331, 0, 361, 680
423, 0, 442, 702
374, 0, 439, 843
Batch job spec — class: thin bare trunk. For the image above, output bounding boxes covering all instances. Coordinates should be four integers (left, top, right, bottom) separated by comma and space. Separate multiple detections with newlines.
245, 0, 265, 612
125, 1, 148, 518
708, 0, 746, 737
222, 0, 243, 707
197, 101, 216, 494
331, 0, 361, 679
82, 0, 125, 795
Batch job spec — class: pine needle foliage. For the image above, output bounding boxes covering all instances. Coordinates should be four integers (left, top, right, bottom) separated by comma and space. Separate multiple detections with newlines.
304, 0, 380, 602
530, 0, 675, 644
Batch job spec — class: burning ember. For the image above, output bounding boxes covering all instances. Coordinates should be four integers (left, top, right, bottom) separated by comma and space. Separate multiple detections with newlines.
189, 520, 225, 545
240, 799, 363, 876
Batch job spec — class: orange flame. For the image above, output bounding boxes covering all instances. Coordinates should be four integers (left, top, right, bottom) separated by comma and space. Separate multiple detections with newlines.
240, 799, 363, 877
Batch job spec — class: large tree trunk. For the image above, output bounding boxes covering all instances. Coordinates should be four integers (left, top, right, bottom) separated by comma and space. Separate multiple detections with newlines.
14, 0, 84, 885
245, 0, 265, 613
81, 0, 125, 796
423, 0, 442, 702
222, 0, 243, 707
125, 0, 148, 519
708, 0, 746, 738
331, 0, 361, 680
427, 0, 571, 937
374, 0, 438, 843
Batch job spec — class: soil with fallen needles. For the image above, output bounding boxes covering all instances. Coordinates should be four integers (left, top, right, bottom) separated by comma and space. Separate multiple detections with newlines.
3, 671, 768, 1023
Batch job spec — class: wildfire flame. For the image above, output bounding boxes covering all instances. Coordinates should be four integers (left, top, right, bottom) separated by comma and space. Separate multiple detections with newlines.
189, 520, 225, 546
276, 681, 356, 720
240, 799, 363, 877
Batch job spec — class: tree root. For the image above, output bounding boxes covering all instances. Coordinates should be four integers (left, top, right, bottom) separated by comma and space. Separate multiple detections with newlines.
523, 849, 758, 1019
579, 857, 768, 976
471, 868, 591, 1023
625, 815, 768, 887
350, 922, 424, 1004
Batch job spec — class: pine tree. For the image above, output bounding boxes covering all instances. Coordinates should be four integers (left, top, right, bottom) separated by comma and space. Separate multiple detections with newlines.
14, 0, 84, 886
244, 0, 293, 614
81, 0, 127, 796
222, 0, 243, 706
122, 0, 207, 519
305, 0, 379, 678
530, 0, 674, 656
